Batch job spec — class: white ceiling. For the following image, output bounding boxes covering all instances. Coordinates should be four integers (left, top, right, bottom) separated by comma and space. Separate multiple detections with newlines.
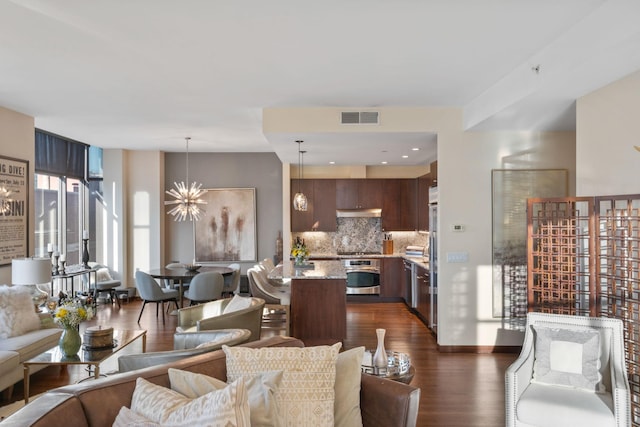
1, 0, 640, 166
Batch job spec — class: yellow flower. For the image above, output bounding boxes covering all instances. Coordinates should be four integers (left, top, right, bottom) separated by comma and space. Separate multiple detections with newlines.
56, 308, 68, 319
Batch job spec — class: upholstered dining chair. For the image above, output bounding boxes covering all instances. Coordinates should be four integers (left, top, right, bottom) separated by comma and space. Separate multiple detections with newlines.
164, 262, 190, 292
184, 271, 224, 305
505, 312, 630, 427
135, 270, 180, 324
222, 263, 241, 297
247, 266, 290, 336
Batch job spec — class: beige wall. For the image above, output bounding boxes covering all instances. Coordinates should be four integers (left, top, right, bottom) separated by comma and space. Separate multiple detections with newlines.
0, 107, 35, 285
577, 69, 640, 196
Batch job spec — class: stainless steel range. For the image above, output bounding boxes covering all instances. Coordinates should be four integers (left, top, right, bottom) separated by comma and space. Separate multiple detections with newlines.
343, 258, 380, 295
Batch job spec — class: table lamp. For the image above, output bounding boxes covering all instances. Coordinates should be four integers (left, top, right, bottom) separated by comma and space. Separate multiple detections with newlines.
12, 257, 52, 310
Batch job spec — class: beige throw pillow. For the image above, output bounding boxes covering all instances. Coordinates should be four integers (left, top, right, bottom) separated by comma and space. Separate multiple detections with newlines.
335, 347, 365, 427
224, 343, 341, 427
0, 285, 41, 339
130, 377, 250, 426
112, 406, 159, 427
168, 368, 284, 426
222, 294, 253, 314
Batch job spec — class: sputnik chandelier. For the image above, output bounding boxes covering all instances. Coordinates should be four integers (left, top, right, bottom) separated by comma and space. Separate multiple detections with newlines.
164, 137, 207, 221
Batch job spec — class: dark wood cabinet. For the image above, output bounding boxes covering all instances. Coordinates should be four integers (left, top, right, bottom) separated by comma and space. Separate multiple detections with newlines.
336, 179, 383, 209
415, 265, 431, 326
291, 179, 337, 232
382, 179, 417, 231
381, 257, 407, 301
417, 173, 431, 231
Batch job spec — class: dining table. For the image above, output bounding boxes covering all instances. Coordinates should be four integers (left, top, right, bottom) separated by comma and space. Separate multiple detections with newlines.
146, 265, 234, 308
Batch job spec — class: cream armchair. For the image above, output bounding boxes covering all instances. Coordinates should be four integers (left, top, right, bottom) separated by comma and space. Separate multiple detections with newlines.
505, 312, 630, 427
176, 296, 265, 342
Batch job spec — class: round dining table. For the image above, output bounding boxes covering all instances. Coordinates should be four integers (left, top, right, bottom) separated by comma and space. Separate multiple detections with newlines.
146, 266, 234, 308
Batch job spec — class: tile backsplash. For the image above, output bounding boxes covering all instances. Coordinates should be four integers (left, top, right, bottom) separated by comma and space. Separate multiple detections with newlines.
292, 217, 427, 255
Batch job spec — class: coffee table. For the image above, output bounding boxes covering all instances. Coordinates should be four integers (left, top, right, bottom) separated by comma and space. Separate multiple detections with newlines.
23, 329, 146, 403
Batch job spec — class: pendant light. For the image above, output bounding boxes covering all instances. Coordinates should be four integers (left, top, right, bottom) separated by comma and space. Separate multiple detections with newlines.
165, 137, 208, 221
293, 140, 308, 211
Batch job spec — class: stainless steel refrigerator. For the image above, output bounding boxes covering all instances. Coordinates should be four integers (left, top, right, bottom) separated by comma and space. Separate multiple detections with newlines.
428, 187, 438, 334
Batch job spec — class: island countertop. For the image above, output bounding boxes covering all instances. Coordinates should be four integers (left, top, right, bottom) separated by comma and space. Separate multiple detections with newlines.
269, 260, 347, 280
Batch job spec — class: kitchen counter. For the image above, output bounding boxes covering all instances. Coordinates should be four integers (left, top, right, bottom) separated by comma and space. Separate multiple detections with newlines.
269, 260, 346, 280
309, 253, 429, 269
270, 260, 346, 346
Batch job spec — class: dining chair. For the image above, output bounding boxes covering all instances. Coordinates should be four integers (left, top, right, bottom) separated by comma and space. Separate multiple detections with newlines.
135, 270, 180, 324
222, 263, 241, 297
184, 271, 224, 305
164, 262, 190, 292
247, 266, 290, 336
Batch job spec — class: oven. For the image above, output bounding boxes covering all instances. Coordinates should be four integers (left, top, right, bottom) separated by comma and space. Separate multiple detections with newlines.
343, 258, 380, 295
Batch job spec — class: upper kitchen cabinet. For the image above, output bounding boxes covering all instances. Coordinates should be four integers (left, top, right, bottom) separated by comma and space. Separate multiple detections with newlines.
417, 173, 431, 231
291, 179, 337, 232
336, 179, 383, 209
382, 179, 417, 231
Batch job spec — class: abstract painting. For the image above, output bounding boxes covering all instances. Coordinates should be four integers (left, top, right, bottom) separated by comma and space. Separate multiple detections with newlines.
194, 188, 256, 262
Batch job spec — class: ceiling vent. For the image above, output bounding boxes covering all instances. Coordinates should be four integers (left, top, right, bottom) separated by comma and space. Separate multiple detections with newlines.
341, 111, 379, 125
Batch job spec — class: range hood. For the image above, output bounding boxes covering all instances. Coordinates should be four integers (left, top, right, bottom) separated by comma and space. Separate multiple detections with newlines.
336, 208, 382, 218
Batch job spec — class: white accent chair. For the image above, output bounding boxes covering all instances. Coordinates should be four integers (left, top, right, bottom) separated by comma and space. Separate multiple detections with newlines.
505, 312, 631, 427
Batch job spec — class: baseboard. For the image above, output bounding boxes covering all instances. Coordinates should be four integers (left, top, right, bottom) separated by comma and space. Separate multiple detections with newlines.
437, 344, 521, 354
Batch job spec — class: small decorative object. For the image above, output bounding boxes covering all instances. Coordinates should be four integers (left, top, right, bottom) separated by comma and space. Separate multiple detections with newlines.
291, 237, 309, 266
183, 263, 202, 272
53, 251, 60, 275
53, 299, 94, 357
373, 328, 388, 369
83, 325, 114, 349
82, 230, 90, 269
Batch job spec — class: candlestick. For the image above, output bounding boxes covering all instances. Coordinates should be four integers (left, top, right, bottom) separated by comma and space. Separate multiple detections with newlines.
83, 230, 89, 240
47, 243, 53, 253
82, 238, 90, 268
53, 253, 60, 276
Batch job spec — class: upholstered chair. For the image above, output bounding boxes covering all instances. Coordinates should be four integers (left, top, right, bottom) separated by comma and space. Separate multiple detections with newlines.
184, 271, 224, 305
222, 263, 241, 297
247, 267, 290, 336
505, 312, 630, 427
176, 296, 265, 342
134, 270, 180, 325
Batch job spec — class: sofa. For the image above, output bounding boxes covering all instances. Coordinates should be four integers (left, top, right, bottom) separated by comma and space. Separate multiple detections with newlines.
3, 336, 421, 427
0, 286, 63, 399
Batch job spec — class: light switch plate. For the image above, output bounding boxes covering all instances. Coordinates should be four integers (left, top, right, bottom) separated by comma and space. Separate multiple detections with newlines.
446, 252, 468, 263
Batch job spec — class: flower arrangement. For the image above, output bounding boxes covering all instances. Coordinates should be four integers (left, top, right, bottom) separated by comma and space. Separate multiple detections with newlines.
291, 237, 309, 264
53, 299, 94, 329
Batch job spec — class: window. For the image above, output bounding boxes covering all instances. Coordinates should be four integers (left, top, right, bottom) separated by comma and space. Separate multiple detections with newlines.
34, 130, 101, 265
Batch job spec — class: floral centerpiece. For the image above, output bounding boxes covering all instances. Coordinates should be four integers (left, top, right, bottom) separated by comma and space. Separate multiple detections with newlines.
291, 237, 309, 266
53, 299, 94, 356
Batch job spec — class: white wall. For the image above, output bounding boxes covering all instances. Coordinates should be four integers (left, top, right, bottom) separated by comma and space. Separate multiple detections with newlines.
0, 107, 35, 285
577, 69, 640, 196
101, 149, 128, 284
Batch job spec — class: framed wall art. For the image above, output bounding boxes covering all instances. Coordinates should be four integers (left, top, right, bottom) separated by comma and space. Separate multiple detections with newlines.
0, 155, 29, 265
194, 188, 257, 262
492, 169, 568, 321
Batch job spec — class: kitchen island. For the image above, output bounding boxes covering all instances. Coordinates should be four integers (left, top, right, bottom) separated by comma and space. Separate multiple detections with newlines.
269, 260, 347, 346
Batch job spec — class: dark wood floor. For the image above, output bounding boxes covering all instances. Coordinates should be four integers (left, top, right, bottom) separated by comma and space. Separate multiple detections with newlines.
5, 298, 517, 426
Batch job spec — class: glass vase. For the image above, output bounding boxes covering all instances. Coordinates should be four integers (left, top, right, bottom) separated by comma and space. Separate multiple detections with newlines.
373, 328, 388, 369
59, 326, 82, 357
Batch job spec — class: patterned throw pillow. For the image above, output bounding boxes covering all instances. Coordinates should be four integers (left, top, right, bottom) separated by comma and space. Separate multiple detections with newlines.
0, 285, 41, 339
224, 343, 341, 427
168, 368, 284, 426
130, 377, 250, 426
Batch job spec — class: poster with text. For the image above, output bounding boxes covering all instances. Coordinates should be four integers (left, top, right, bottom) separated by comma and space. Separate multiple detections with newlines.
0, 155, 28, 265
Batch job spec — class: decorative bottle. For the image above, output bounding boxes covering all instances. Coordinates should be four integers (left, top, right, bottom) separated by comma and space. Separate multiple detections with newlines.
373, 328, 388, 370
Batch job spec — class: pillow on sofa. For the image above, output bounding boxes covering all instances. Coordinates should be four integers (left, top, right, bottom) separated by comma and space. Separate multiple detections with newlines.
224, 342, 341, 427
532, 325, 603, 392
112, 406, 159, 426
0, 285, 41, 339
129, 377, 250, 426
335, 346, 365, 427
222, 294, 253, 314
168, 368, 283, 426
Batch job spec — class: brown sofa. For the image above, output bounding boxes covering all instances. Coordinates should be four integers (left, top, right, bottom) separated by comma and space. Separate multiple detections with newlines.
3, 336, 421, 427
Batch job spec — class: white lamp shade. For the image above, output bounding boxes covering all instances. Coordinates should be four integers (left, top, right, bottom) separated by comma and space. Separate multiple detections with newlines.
12, 258, 52, 285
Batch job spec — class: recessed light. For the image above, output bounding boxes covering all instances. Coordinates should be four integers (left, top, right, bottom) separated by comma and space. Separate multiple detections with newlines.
329, 161, 335, 165
402, 155, 409, 159
412, 148, 419, 151
381, 161, 388, 165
